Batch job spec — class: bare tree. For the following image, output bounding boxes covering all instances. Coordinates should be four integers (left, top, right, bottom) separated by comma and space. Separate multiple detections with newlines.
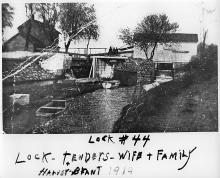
59, 3, 99, 52
33, 3, 59, 42
25, 3, 59, 46
24, 3, 34, 50
84, 24, 99, 54
119, 13, 179, 61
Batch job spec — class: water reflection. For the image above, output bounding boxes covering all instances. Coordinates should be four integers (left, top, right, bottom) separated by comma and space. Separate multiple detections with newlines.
4, 78, 139, 133
62, 86, 137, 133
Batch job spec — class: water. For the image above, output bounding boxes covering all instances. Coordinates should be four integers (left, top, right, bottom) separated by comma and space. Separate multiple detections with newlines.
3, 79, 63, 134
61, 86, 138, 133
3, 79, 140, 133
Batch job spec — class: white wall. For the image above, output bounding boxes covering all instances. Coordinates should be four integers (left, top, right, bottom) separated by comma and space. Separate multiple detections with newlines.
133, 42, 198, 63
40, 53, 71, 72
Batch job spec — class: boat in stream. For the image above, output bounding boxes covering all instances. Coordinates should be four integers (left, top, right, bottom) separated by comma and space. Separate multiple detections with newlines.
36, 100, 66, 117
102, 80, 120, 89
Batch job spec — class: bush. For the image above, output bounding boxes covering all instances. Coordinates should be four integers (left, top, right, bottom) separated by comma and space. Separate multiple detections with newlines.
186, 43, 218, 81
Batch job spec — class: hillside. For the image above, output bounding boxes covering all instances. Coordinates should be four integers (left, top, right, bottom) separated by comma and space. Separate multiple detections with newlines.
113, 44, 218, 132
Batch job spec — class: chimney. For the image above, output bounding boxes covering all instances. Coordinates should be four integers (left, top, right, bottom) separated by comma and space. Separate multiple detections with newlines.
31, 14, 34, 20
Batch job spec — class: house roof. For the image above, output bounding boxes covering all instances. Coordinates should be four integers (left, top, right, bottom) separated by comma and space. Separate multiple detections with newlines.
134, 33, 198, 43
17, 18, 60, 35
21, 33, 46, 48
3, 32, 46, 48
3, 33, 21, 45
163, 33, 198, 42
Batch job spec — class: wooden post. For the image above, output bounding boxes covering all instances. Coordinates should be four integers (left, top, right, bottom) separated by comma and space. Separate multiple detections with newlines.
92, 57, 96, 78
95, 57, 97, 78
89, 57, 93, 78
92, 58, 94, 78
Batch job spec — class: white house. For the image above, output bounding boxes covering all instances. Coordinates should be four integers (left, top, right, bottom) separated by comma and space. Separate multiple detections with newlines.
133, 33, 199, 64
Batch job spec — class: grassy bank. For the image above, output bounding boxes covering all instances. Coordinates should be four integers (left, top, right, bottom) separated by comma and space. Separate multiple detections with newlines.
112, 44, 218, 132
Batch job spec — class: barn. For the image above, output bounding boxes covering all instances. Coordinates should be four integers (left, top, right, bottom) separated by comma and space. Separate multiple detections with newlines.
3, 16, 60, 52
133, 33, 199, 63
131, 33, 198, 80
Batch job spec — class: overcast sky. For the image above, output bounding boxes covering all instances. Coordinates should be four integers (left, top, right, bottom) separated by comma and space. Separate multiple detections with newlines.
2, 0, 219, 49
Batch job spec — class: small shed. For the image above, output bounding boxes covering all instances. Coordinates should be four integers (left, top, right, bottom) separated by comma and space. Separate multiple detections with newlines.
89, 56, 128, 79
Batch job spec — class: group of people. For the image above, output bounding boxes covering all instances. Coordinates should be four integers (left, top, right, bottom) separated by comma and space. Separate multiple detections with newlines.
108, 46, 119, 55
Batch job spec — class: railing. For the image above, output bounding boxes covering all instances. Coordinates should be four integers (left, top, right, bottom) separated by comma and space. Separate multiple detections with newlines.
59, 47, 107, 54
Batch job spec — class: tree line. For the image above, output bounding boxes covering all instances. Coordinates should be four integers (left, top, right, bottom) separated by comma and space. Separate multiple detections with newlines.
2, 3, 180, 60
2, 3, 100, 52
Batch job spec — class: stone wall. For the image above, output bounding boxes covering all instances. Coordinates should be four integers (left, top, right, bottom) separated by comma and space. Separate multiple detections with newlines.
3, 58, 56, 83
115, 58, 154, 85
137, 60, 154, 84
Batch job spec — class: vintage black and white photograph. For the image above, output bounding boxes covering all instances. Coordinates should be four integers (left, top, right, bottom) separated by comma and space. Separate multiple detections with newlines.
2, 0, 218, 134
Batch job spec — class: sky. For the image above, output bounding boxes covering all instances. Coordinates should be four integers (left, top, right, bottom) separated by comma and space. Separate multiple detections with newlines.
2, 0, 219, 49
